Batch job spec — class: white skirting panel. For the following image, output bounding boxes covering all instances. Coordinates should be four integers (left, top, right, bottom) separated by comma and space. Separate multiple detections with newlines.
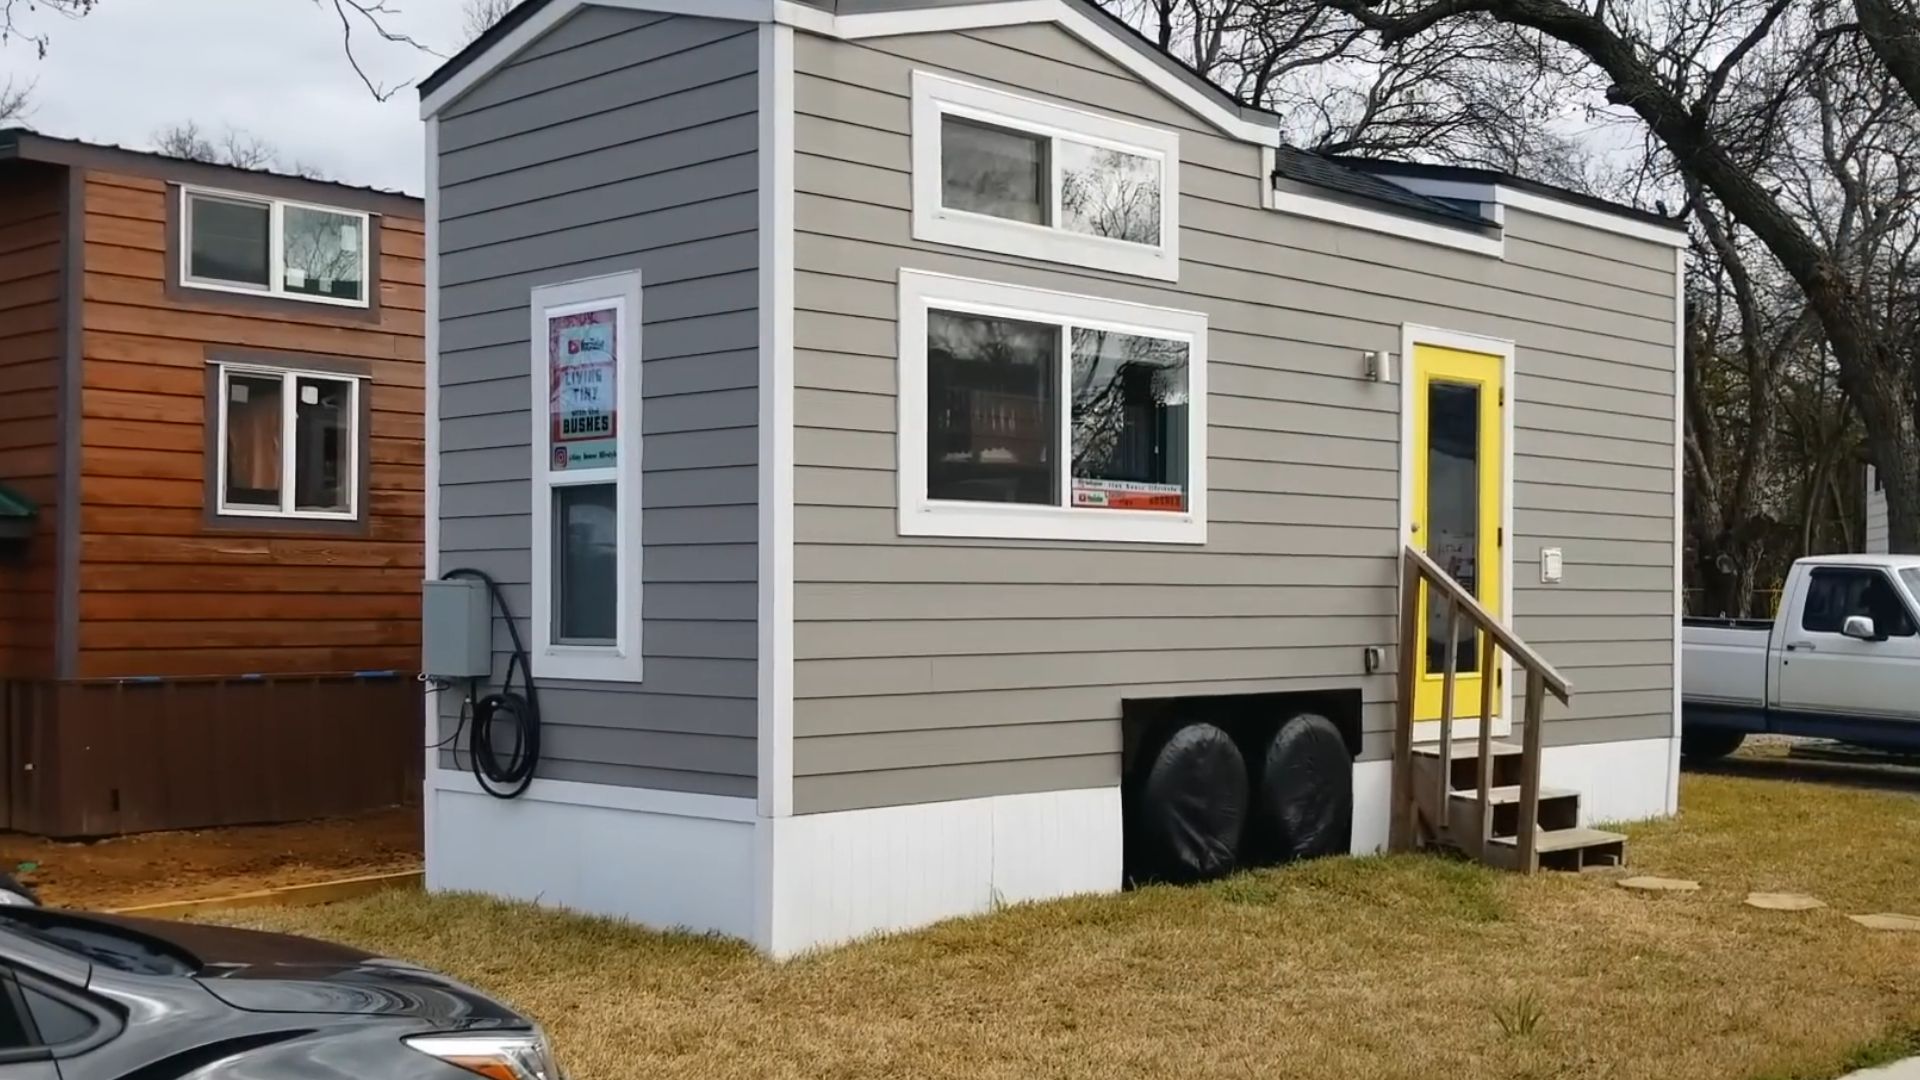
761, 786, 1122, 958
426, 772, 759, 941
1539, 735, 1677, 826
1351, 758, 1393, 855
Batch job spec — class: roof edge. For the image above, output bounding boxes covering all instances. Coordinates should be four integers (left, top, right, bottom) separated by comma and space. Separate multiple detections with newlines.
0, 128, 422, 216
1331, 156, 1685, 236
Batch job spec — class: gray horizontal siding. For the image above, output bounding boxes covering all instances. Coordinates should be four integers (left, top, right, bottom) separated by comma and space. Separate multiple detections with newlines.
789, 21, 1677, 814
435, 10, 760, 795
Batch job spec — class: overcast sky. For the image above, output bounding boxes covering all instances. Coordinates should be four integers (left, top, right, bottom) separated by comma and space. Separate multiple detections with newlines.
6, 0, 473, 194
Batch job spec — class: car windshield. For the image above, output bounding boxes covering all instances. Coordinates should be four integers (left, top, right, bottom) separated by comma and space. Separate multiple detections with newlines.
1901, 568, 1920, 603
0, 909, 198, 977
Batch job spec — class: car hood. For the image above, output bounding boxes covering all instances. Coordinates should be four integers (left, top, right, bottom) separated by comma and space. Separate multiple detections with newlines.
99, 915, 524, 1026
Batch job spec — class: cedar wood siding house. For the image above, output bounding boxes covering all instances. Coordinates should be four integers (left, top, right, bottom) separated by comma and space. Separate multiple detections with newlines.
419, 0, 1687, 955
0, 131, 425, 837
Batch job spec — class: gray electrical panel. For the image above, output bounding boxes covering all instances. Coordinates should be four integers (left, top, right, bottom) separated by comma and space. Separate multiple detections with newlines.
422, 577, 493, 679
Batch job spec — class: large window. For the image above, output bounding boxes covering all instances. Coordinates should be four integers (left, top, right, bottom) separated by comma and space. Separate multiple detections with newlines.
912, 72, 1181, 282
214, 362, 359, 520
529, 271, 643, 682
181, 187, 370, 307
898, 270, 1207, 544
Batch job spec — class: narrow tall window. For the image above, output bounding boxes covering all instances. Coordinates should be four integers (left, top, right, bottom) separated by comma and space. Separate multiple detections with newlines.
530, 272, 644, 682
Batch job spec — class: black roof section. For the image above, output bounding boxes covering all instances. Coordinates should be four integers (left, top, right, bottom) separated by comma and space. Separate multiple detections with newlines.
0, 128, 421, 216
1330, 157, 1684, 231
1272, 147, 1493, 231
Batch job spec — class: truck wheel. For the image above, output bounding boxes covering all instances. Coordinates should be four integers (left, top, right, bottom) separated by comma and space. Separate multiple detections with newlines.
1127, 722, 1248, 884
1681, 728, 1745, 763
1253, 713, 1353, 863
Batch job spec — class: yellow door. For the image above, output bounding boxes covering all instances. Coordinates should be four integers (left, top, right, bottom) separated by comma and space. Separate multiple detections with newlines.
1411, 343, 1504, 724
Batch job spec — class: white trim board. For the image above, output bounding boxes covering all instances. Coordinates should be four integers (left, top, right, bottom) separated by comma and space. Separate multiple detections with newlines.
422, 0, 1281, 147
757, 21, 797, 822
1668, 246, 1686, 816
422, 114, 442, 878
1397, 323, 1518, 739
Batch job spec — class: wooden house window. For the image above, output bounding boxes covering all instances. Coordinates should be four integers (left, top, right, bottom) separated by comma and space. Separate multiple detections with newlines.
214, 363, 360, 521
181, 187, 370, 307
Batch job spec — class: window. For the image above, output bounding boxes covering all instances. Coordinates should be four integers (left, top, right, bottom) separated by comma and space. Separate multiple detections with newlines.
529, 272, 643, 682
0, 968, 102, 1061
912, 71, 1181, 281
215, 363, 359, 520
898, 270, 1207, 544
181, 187, 370, 307
1800, 568, 1916, 637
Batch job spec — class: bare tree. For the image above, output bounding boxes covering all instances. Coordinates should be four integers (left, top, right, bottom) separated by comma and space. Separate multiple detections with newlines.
0, 76, 27, 124
0, 0, 94, 58
463, 0, 516, 43
153, 121, 327, 179
1319, 0, 1920, 551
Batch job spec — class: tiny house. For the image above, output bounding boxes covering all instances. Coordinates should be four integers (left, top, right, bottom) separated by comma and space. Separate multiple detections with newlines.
0, 131, 425, 836
418, 0, 1686, 956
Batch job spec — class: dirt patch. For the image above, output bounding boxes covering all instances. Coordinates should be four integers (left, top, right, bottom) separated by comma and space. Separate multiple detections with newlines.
0, 806, 421, 910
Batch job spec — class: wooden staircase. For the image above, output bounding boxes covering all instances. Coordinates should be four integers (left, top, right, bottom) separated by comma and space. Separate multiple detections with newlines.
1391, 546, 1628, 873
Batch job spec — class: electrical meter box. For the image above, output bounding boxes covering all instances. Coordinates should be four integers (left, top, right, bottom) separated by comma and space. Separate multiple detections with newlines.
422, 577, 493, 679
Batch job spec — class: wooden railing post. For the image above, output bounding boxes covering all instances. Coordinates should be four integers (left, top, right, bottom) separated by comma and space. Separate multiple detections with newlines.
1390, 552, 1421, 852
1475, 631, 1498, 857
1516, 668, 1547, 873
1436, 596, 1460, 838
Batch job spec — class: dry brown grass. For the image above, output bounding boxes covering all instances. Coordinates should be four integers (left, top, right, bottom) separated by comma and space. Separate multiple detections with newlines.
216, 770, 1920, 1080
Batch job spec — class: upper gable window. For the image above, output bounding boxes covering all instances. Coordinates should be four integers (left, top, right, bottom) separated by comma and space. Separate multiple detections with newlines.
912, 72, 1181, 282
181, 187, 371, 307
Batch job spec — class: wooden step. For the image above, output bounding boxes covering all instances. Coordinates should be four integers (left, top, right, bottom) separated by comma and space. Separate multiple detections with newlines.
1412, 740, 1524, 792
1442, 786, 1581, 848
1487, 826, 1627, 872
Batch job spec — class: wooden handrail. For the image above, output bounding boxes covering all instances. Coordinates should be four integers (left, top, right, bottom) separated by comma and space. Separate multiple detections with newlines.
1401, 546, 1572, 704
1391, 545, 1575, 873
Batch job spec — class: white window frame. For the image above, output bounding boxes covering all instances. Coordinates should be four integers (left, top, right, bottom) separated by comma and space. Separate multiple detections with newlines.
911, 71, 1182, 282
529, 271, 644, 683
212, 362, 362, 521
897, 269, 1208, 545
179, 185, 374, 309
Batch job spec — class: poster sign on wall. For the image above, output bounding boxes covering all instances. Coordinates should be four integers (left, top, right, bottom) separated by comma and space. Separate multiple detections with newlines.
548, 307, 619, 471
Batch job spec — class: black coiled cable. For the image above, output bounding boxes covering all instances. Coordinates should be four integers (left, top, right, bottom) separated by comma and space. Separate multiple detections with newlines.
441, 568, 540, 800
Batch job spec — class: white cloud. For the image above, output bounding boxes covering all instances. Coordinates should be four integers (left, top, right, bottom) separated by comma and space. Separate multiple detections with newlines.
4, 0, 471, 193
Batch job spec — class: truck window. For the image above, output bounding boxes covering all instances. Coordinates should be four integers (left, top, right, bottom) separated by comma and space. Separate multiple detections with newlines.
1801, 568, 1917, 636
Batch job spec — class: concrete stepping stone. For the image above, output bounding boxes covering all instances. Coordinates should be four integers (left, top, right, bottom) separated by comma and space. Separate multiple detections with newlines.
1618, 876, 1699, 892
1745, 892, 1825, 911
1849, 913, 1920, 932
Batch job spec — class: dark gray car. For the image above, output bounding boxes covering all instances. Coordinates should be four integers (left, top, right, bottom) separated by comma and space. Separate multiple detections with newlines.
0, 903, 559, 1079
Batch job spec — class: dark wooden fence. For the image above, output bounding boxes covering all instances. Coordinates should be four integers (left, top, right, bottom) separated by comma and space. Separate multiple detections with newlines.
0, 674, 422, 838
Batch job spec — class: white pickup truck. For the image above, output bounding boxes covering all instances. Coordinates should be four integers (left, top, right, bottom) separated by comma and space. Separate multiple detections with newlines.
1682, 554, 1920, 760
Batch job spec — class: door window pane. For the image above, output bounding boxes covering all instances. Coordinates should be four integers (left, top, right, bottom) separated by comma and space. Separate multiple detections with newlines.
1069, 328, 1188, 511
1802, 569, 1916, 636
941, 117, 1048, 225
224, 374, 284, 508
554, 484, 618, 643
188, 196, 270, 288
1425, 380, 1482, 675
926, 310, 1059, 505
293, 377, 352, 513
1058, 140, 1161, 245
281, 206, 364, 302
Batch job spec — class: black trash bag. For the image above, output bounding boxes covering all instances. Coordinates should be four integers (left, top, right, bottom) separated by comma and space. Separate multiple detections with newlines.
1127, 722, 1248, 884
1254, 713, 1353, 863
